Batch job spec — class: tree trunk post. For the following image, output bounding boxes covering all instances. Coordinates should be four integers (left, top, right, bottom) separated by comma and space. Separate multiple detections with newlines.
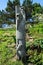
15, 5, 26, 60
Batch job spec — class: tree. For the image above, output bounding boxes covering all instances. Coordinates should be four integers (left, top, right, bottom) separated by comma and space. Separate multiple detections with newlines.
1, 0, 33, 25
5, 0, 33, 23
32, 3, 42, 15
0, 10, 6, 27
5, 0, 20, 24
0, 11, 2, 27
22, 0, 33, 20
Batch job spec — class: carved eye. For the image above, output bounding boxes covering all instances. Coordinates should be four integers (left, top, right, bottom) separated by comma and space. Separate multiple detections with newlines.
17, 15, 19, 17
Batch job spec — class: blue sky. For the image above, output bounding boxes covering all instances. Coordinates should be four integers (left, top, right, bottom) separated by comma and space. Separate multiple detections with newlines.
0, 0, 43, 10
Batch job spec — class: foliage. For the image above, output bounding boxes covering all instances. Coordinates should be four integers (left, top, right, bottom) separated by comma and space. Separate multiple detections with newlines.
23, 0, 33, 20
26, 39, 43, 65
0, 0, 20, 25
26, 22, 43, 65
27, 23, 43, 39
0, 0, 33, 25
0, 28, 16, 65
33, 39, 43, 49
0, 22, 43, 65
0, 0, 43, 25
32, 3, 43, 15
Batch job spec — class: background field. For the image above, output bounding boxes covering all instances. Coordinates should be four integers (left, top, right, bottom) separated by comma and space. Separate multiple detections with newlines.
0, 22, 43, 65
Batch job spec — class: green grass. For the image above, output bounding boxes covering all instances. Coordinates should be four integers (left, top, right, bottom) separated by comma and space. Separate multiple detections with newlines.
27, 23, 43, 39
0, 23, 43, 65
0, 28, 16, 65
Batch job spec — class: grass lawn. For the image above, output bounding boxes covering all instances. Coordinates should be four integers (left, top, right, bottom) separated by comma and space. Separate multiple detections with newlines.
0, 23, 43, 65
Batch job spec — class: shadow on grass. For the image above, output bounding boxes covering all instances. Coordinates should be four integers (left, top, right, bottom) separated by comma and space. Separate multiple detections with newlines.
22, 55, 30, 65
12, 36, 16, 43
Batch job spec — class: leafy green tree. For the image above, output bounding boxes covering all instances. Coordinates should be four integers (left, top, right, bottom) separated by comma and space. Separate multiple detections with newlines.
5, 0, 33, 23
0, 10, 5, 27
22, 0, 33, 20
32, 3, 42, 15
0, 0, 20, 25
5, 0, 20, 24
41, 6, 43, 14
0, 10, 9, 24
1, 0, 33, 25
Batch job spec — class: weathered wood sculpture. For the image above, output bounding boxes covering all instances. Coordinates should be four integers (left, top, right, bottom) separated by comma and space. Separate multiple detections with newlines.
15, 6, 26, 60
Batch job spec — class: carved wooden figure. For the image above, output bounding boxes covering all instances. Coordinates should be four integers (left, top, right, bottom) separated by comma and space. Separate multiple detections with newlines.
15, 6, 26, 60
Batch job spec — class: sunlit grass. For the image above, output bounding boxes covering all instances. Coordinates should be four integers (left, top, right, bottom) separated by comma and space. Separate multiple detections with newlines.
0, 23, 43, 65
